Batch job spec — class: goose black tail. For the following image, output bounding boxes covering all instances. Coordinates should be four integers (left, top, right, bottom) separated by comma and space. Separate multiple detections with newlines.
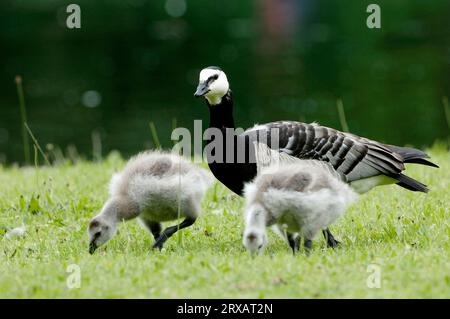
393, 173, 429, 193
385, 145, 439, 168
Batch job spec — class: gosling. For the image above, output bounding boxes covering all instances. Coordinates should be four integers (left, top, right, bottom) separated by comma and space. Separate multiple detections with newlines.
243, 161, 358, 254
88, 150, 214, 254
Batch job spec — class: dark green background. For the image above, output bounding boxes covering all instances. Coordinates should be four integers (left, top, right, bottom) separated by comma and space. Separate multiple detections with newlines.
1, 0, 449, 164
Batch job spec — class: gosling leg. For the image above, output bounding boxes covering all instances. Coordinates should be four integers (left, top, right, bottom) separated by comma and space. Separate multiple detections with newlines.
322, 228, 340, 248
152, 217, 196, 250
287, 232, 300, 255
304, 238, 312, 254
143, 221, 162, 240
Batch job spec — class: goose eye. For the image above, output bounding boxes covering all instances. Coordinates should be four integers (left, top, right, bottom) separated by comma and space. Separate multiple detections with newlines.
94, 231, 101, 239
208, 74, 219, 84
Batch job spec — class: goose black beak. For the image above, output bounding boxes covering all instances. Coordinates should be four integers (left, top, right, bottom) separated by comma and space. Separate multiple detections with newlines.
194, 82, 209, 97
89, 241, 97, 254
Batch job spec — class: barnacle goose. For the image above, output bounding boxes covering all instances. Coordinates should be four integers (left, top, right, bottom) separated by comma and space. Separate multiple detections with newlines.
194, 66, 438, 248
87, 150, 214, 254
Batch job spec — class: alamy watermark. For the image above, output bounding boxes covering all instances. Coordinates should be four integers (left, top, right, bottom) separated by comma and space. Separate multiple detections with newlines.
366, 262, 382, 288
366, 4, 381, 29
171, 120, 281, 165
66, 4, 81, 29
66, 264, 81, 289
64, 4, 380, 32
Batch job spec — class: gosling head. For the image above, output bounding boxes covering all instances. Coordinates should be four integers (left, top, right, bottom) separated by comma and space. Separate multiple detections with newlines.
87, 197, 138, 254
87, 216, 116, 254
243, 228, 268, 255
194, 66, 229, 105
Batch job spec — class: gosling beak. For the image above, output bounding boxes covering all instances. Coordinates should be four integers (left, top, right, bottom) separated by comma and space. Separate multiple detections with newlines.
194, 82, 209, 97
89, 241, 98, 254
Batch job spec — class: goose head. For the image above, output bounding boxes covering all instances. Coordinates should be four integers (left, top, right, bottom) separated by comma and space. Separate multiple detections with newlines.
194, 66, 229, 105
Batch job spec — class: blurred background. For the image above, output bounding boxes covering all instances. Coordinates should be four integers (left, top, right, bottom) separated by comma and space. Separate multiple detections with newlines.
0, 0, 449, 164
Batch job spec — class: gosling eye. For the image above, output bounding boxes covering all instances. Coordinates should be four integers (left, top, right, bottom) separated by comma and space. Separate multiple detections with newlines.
258, 244, 263, 250
93, 231, 101, 239
90, 220, 100, 228
212, 74, 219, 80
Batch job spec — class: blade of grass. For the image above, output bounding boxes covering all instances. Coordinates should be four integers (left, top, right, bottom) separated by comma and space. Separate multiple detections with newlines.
47, 144, 65, 165
34, 145, 39, 167
176, 153, 183, 246
91, 130, 102, 162
66, 144, 80, 164
172, 118, 178, 146
33, 145, 40, 191
442, 96, 450, 148
149, 121, 161, 149
442, 96, 450, 131
336, 98, 350, 132
24, 123, 51, 166
171, 117, 183, 244
15, 76, 30, 165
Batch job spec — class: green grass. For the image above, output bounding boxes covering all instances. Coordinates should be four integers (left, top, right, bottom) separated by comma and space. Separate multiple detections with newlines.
0, 146, 449, 298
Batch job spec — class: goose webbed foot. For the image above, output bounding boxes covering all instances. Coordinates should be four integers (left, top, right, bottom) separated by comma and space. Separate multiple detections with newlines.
322, 228, 340, 248
151, 217, 196, 250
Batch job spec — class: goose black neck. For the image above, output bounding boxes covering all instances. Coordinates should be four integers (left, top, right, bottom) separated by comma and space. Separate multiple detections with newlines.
207, 91, 235, 129
204, 90, 256, 196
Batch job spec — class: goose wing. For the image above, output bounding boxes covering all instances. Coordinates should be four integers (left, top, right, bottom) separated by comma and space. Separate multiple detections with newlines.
252, 141, 341, 180
243, 121, 405, 182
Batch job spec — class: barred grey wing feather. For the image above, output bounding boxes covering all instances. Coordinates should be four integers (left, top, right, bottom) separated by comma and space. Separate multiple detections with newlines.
253, 142, 342, 180
244, 121, 406, 182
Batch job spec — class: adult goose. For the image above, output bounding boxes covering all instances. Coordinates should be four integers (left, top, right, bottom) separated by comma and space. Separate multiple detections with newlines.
194, 66, 438, 248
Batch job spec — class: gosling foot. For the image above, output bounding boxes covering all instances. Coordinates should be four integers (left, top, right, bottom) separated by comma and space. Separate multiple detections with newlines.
323, 228, 340, 248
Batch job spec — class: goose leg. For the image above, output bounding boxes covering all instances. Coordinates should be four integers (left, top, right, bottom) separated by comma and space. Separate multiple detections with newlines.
152, 217, 196, 250
322, 228, 340, 248
287, 232, 300, 255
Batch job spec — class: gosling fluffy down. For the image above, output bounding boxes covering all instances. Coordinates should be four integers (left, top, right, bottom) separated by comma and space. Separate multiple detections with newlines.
243, 161, 358, 254
88, 150, 214, 253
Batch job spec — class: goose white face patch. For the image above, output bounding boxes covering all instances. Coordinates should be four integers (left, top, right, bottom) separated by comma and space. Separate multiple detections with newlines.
199, 68, 220, 83
198, 68, 229, 105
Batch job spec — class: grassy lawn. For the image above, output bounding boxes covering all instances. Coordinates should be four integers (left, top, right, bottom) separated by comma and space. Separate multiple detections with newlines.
0, 146, 449, 298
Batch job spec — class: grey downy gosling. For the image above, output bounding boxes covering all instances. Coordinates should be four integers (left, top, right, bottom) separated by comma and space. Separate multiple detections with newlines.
88, 150, 214, 254
243, 159, 358, 254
